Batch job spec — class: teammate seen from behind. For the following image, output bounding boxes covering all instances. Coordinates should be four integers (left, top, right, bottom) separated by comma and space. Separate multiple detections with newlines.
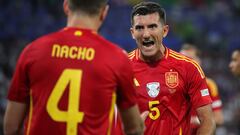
128, 1, 215, 135
180, 43, 224, 134
3, 0, 144, 135
229, 48, 240, 77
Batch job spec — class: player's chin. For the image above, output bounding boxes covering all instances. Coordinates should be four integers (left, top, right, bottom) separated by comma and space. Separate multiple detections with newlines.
141, 50, 157, 58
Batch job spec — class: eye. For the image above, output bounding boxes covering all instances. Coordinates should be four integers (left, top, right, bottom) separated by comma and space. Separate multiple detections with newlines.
135, 25, 144, 30
148, 24, 158, 29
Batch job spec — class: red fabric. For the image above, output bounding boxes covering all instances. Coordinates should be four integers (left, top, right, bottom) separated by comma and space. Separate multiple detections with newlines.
8, 27, 137, 135
190, 78, 223, 134
129, 48, 212, 135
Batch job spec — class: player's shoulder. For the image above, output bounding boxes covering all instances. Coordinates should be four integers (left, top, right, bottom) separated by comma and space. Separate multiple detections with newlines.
29, 30, 61, 48
128, 49, 138, 60
169, 49, 191, 62
168, 49, 205, 78
99, 37, 128, 58
18, 31, 59, 56
169, 49, 200, 67
78, 30, 125, 55
96, 35, 121, 50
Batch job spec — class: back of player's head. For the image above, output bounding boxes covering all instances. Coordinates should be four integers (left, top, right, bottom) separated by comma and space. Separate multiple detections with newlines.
68, 0, 108, 15
180, 43, 201, 64
181, 43, 200, 53
235, 48, 240, 53
131, 1, 166, 25
180, 43, 198, 52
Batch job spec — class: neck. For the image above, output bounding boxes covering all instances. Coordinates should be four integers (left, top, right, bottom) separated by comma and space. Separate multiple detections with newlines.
141, 45, 166, 63
67, 12, 100, 32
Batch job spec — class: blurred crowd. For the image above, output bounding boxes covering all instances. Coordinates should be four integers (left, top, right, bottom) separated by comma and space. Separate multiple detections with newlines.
0, 0, 240, 134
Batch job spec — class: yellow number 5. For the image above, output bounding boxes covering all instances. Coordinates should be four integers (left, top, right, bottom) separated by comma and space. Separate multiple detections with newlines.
47, 69, 84, 135
149, 101, 160, 120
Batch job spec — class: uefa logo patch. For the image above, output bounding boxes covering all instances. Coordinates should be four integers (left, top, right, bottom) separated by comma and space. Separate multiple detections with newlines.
146, 82, 160, 98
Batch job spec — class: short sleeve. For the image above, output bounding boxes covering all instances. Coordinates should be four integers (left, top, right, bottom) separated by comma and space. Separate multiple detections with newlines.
7, 45, 31, 103
186, 63, 212, 110
115, 50, 137, 110
206, 78, 222, 111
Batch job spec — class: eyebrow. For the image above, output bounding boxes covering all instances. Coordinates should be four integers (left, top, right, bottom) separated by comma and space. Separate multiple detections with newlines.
148, 24, 158, 28
135, 25, 144, 29
135, 23, 158, 29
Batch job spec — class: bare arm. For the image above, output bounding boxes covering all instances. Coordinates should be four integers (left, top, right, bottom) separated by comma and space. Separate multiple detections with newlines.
119, 105, 144, 135
4, 101, 27, 135
213, 110, 224, 126
196, 104, 216, 135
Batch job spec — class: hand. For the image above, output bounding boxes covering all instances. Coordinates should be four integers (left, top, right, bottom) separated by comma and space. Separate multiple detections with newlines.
191, 116, 201, 125
141, 111, 149, 121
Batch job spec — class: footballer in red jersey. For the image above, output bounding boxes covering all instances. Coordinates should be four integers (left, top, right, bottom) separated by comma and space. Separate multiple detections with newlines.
180, 43, 224, 134
129, 48, 213, 135
4, 0, 144, 135
129, 1, 215, 135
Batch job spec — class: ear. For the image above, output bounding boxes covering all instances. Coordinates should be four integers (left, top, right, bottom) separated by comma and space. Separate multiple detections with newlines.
100, 5, 109, 22
163, 25, 169, 38
63, 0, 70, 16
130, 27, 135, 39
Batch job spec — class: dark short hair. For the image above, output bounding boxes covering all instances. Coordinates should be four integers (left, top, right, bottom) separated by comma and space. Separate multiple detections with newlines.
68, 0, 108, 15
181, 43, 201, 57
235, 48, 240, 52
131, 1, 166, 25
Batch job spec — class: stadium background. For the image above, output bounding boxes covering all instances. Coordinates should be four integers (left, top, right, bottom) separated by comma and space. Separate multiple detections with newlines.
0, 0, 240, 134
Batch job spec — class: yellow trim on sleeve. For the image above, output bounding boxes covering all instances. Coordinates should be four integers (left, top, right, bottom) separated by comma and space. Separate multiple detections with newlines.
169, 52, 205, 79
26, 90, 33, 135
206, 78, 218, 97
179, 127, 182, 135
107, 92, 116, 135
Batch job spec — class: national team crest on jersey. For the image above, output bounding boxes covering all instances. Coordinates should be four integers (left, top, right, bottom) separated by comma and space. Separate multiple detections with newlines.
146, 82, 160, 98
165, 72, 179, 88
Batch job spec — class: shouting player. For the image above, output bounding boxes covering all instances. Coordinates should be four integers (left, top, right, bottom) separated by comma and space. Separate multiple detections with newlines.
128, 1, 215, 135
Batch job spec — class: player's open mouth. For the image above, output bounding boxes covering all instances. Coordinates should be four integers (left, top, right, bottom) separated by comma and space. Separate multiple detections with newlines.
142, 40, 155, 47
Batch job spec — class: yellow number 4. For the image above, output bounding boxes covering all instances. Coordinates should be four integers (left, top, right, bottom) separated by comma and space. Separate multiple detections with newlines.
149, 101, 160, 120
47, 69, 84, 135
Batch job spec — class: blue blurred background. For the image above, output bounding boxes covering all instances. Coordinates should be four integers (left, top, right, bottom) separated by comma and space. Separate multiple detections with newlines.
0, 0, 240, 134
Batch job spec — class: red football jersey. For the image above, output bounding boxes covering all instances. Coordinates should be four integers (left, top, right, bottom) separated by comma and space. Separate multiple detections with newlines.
190, 78, 223, 135
8, 27, 137, 135
128, 48, 212, 135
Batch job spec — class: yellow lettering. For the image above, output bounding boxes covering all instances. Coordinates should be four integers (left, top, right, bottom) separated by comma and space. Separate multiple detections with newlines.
77, 47, 87, 60
47, 69, 84, 135
149, 101, 160, 120
60, 46, 69, 58
51, 44, 95, 61
86, 48, 95, 61
52, 44, 61, 57
69, 46, 78, 59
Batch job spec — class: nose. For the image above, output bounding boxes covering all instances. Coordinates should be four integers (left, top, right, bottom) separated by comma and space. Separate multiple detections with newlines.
143, 29, 150, 39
